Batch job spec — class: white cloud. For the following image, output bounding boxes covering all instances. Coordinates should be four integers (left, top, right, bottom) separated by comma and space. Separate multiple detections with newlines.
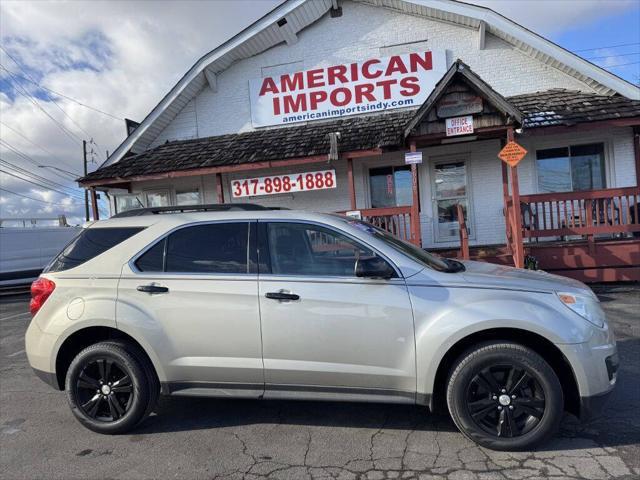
0, 0, 636, 224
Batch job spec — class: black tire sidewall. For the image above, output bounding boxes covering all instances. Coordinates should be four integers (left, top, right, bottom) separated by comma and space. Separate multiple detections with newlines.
65, 343, 150, 434
447, 343, 563, 451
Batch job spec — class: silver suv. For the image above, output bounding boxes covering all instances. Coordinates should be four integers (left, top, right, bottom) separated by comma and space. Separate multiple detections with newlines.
25, 205, 618, 450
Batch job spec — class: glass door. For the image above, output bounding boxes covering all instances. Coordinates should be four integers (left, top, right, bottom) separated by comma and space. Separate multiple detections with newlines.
432, 161, 471, 242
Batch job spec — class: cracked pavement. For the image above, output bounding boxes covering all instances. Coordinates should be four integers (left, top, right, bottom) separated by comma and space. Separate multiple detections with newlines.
1, 286, 638, 479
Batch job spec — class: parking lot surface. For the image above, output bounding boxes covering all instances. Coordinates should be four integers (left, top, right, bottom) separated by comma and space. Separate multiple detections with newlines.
1, 287, 639, 480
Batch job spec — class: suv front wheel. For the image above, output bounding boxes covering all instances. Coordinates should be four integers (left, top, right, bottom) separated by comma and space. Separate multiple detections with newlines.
65, 341, 155, 434
446, 341, 563, 450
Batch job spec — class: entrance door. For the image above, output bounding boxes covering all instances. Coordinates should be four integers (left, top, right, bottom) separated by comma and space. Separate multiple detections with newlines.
258, 221, 416, 402
432, 160, 471, 242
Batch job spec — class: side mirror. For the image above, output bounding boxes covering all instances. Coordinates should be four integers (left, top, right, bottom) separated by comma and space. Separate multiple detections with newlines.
355, 256, 395, 279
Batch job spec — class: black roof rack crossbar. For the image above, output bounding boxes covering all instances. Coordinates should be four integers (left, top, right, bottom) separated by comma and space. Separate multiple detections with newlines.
112, 203, 285, 218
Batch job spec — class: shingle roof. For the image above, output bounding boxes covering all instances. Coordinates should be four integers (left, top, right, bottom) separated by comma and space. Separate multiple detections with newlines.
509, 89, 640, 128
80, 89, 639, 183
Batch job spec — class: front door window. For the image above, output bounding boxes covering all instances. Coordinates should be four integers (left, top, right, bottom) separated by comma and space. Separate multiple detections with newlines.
369, 166, 413, 208
433, 161, 470, 242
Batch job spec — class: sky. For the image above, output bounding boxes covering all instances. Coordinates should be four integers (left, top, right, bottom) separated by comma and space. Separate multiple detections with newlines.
0, 0, 639, 226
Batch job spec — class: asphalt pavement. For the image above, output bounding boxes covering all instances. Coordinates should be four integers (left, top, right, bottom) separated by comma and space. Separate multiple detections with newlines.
1, 287, 639, 480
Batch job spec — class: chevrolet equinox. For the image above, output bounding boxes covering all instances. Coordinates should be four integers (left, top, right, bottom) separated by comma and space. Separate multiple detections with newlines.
25, 205, 618, 450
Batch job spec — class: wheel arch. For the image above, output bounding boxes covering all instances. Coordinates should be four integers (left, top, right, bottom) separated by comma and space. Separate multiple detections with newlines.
55, 326, 162, 391
430, 327, 580, 417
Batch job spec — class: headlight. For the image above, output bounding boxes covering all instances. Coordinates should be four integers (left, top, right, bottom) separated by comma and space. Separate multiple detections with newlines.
557, 292, 605, 327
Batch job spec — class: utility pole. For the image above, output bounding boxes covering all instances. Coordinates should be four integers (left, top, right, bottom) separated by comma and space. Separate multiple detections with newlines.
83, 140, 89, 222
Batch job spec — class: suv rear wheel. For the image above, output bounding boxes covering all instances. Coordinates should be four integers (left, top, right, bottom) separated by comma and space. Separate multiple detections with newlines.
65, 341, 154, 434
446, 342, 563, 450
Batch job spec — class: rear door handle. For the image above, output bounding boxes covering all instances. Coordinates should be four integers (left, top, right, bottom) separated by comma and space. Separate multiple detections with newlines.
265, 291, 300, 301
137, 284, 169, 294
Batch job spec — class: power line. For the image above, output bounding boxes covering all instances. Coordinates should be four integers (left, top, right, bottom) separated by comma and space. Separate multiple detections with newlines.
0, 70, 123, 121
0, 49, 107, 161
602, 61, 640, 68
573, 42, 640, 53
0, 139, 79, 182
1, 168, 86, 199
0, 158, 84, 197
0, 187, 80, 207
585, 52, 640, 60
1, 66, 83, 146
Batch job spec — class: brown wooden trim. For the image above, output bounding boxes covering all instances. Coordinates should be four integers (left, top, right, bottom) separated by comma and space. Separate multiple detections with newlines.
523, 224, 640, 237
507, 128, 524, 268
343, 148, 383, 159
520, 186, 639, 202
215, 173, 224, 204
408, 125, 513, 146
347, 158, 356, 210
90, 188, 99, 221
409, 141, 421, 246
456, 203, 469, 260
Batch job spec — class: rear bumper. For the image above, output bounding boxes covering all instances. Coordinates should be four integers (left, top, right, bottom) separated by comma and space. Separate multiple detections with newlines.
32, 367, 61, 390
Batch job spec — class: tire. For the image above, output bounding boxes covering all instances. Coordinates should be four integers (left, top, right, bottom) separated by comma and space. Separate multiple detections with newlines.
446, 341, 563, 451
65, 341, 153, 434
100, 340, 160, 425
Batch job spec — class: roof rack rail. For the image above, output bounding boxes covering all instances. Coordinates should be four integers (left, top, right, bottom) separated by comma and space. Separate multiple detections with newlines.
112, 203, 286, 218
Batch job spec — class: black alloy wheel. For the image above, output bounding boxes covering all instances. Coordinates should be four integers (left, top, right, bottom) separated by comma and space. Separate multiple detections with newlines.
66, 341, 155, 434
465, 364, 546, 438
75, 358, 134, 421
446, 342, 563, 451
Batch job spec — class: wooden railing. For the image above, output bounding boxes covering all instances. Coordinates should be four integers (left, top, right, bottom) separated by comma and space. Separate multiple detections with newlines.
351, 206, 416, 244
518, 187, 640, 240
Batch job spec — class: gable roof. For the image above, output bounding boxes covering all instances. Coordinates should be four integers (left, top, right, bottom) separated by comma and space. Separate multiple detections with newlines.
102, 0, 640, 169
403, 59, 523, 138
80, 88, 640, 186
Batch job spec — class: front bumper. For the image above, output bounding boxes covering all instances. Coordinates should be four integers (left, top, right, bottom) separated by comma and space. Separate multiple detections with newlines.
557, 322, 618, 420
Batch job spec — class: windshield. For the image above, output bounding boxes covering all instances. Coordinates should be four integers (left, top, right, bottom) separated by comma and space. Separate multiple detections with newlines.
335, 216, 463, 273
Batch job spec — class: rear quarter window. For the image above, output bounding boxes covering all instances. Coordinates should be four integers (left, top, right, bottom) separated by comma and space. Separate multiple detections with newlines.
45, 227, 145, 272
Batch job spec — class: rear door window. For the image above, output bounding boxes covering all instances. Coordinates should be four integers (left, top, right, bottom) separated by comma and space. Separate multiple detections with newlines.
46, 227, 144, 272
136, 222, 255, 274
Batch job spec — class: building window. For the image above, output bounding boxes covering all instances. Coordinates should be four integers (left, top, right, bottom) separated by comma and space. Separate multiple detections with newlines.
369, 166, 413, 208
176, 189, 201, 206
536, 143, 606, 193
115, 194, 143, 213
145, 191, 170, 207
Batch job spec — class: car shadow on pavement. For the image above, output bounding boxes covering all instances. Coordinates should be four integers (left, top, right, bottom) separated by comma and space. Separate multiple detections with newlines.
133, 337, 640, 452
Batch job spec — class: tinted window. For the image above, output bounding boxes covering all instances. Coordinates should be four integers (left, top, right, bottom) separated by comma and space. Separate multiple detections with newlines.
135, 239, 165, 272
536, 143, 605, 193
46, 227, 144, 272
267, 222, 386, 277
165, 223, 249, 274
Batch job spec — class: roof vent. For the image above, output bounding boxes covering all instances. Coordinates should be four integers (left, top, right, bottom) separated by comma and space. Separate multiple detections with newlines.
277, 18, 287, 27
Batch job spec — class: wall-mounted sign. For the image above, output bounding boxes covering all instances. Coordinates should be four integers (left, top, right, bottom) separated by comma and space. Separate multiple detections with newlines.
437, 93, 483, 118
404, 151, 423, 165
445, 115, 474, 136
249, 50, 447, 127
231, 169, 336, 198
498, 141, 528, 167
345, 210, 362, 219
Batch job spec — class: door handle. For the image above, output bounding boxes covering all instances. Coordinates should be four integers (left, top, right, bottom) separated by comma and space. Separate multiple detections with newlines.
137, 284, 169, 294
265, 291, 300, 301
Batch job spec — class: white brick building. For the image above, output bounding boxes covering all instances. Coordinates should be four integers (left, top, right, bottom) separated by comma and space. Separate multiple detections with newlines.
80, 0, 640, 281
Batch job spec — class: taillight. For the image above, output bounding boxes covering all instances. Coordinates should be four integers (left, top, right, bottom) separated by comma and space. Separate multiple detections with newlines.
30, 277, 56, 316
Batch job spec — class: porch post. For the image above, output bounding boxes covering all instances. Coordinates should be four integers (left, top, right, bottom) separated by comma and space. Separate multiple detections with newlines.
409, 141, 422, 247
501, 161, 512, 255
347, 158, 356, 210
90, 188, 99, 221
507, 128, 525, 268
216, 173, 225, 204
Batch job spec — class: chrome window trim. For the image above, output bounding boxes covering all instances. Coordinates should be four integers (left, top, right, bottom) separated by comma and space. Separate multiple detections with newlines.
259, 218, 404, 280
128, 219, 257, 276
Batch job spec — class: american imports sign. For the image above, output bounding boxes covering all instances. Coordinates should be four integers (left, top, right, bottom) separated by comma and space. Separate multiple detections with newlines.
249, 50, 447, 127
